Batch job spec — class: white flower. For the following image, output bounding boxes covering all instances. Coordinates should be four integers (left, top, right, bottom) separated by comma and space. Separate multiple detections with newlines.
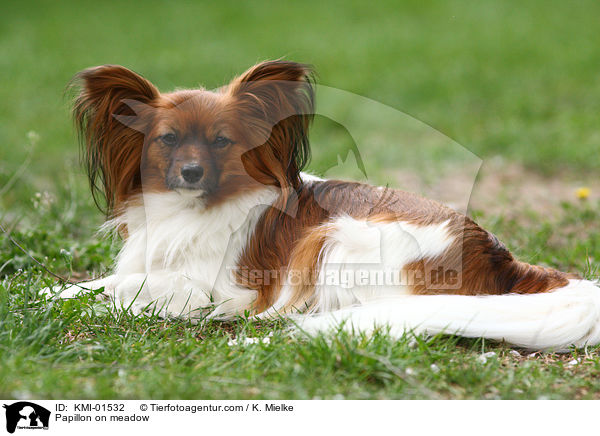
227, 335, 271, 346
477, 351, 497, 364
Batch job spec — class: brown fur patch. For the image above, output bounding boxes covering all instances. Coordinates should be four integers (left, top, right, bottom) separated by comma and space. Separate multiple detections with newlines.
398, 214, 573, 295
227, 60, 314, 208
238, 179, 461, 312
72, 65, 159, 214
238, 179, 575, 312
139, 91, 269, 207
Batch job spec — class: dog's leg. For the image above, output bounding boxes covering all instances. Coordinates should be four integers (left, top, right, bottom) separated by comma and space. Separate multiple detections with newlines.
101, 272, 214, 319
44, 276, 118, 300
46, 271, 253, 321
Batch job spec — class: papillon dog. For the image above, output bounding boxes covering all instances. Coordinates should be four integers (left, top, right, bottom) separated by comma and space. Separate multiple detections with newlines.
53, 60, 600, 351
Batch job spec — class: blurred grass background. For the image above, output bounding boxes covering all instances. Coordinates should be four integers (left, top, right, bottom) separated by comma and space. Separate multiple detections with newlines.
1, 0, 599, 212
1, 0, 600, 400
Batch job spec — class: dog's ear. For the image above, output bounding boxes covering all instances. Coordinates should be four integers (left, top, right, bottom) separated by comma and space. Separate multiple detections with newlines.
227, 60, 315, 195
71, 65, 159, 214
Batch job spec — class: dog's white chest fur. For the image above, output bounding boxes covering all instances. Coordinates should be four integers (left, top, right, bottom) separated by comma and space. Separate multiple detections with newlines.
97, 187, 279, 317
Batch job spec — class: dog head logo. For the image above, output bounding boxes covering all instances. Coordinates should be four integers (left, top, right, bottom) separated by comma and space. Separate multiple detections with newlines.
2, 402, 50, 433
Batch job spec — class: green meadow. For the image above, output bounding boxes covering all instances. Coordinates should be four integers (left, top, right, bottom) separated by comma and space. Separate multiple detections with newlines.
1, 0, 599, 399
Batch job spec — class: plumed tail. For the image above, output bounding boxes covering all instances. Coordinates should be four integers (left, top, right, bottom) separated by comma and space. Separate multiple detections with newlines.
292, 279, 600, 351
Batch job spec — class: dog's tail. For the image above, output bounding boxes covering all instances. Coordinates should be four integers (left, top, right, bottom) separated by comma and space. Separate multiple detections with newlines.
292, 279, 600, 351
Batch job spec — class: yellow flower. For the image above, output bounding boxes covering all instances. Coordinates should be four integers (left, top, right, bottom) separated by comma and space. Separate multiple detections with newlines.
575, 187, 591, 200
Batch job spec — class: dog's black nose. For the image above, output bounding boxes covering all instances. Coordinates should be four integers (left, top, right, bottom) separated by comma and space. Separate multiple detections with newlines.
181, 164, 204, 184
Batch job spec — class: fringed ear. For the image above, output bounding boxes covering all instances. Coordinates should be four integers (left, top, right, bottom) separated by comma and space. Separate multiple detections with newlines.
71, 65, 159, 215
112, 98, 155, 130
227, 60, 315, 199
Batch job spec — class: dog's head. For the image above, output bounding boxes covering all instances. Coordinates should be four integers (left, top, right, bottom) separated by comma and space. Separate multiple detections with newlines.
72, 60, 314, 213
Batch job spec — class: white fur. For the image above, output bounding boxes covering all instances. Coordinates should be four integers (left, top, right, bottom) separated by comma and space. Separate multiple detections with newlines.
268, 216, 454, 314
53, 187, 278, 319
293, 279, 600, 351
299, 172, 324, 182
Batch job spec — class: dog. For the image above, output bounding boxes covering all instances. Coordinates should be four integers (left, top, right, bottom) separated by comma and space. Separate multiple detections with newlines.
52, 60, 600, 351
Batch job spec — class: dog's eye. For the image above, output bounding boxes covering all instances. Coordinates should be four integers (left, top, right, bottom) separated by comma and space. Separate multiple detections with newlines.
212, 136, 232, 148
160, 133, 178, 146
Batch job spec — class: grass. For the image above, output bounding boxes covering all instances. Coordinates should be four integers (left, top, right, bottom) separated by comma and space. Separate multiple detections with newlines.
1, 0, 599, 399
